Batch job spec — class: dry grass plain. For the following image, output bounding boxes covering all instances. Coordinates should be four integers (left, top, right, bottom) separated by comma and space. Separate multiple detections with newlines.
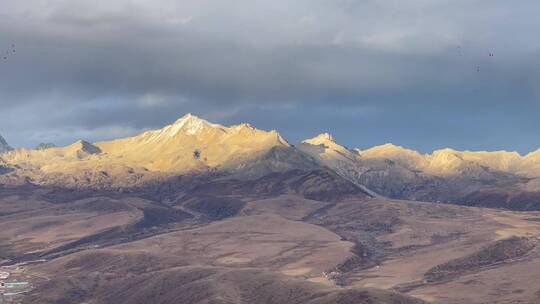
2, 183, 540, 303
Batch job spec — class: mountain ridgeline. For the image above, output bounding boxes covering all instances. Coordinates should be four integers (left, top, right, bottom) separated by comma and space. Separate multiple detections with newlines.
1, 114, 540, 210
0, 134, 12, 153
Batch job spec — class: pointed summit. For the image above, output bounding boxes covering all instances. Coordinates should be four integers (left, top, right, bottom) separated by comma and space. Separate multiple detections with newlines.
303, 133, 336, 146
170, 113, 225, 136
173, 113, 206, 125
0, 134, 13, 153
65, 140, 102, 158
300, 133, 356, 162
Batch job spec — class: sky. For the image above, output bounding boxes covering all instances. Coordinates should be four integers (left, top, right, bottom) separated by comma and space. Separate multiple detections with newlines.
1, 0, 539, 154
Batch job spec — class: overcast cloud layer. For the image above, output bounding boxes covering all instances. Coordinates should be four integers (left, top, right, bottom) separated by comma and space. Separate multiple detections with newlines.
1, 0, 539, 153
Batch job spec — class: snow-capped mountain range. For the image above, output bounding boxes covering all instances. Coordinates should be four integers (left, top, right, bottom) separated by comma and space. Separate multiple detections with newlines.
1, 114, 540, 209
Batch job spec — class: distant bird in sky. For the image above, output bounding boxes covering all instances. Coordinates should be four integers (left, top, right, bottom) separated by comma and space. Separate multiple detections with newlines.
2, 43, 16, 62
454, 45, 498, 73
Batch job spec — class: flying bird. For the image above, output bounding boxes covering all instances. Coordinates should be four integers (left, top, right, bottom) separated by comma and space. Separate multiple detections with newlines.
1, 43, 16, 62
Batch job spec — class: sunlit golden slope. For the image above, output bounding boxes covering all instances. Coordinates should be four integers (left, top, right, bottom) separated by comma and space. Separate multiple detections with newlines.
96, 114, 290, 172
0, 114, 293, 187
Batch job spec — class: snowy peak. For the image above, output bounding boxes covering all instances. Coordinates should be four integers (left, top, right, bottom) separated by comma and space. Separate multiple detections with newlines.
0, 135, 13, 153
303, 133, 336, 146
135, 114, 288, 145
430, 148, 462, 162
139, 114, 288, 143
357, 143, 425, 168
171, 113, 225, 136
431, 148, 459, 156
357, 143, 419, 156
132, 114, 227, 144
300, 133, 357, 163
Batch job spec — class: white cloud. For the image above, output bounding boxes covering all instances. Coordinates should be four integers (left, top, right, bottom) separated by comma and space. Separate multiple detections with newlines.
137, 93, 169, 108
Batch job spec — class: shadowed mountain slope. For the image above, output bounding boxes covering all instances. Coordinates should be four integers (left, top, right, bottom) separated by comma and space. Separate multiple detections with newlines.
300, 134, 539, 210
0, 134, 13, 153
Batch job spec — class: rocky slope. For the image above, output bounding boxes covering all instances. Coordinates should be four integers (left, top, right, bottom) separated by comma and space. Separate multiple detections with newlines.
299, 135, 536, 208
0, 134, 12, 153
298, 133, 378, 197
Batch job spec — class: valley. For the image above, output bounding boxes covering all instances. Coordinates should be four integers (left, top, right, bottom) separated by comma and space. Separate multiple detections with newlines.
2, 182, 540, 303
